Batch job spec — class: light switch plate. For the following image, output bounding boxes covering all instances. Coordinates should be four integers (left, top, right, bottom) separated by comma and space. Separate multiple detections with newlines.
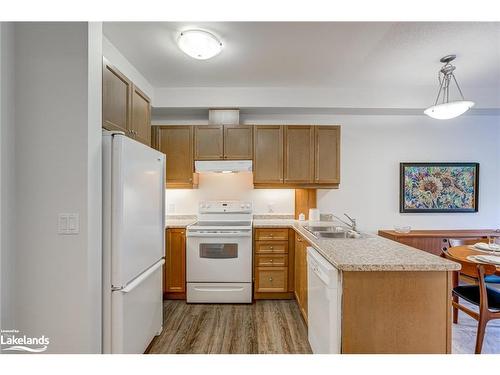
58, 213, 80, 235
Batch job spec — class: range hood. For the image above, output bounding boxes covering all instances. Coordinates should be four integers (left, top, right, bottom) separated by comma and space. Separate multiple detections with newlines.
195, 160, 252, 174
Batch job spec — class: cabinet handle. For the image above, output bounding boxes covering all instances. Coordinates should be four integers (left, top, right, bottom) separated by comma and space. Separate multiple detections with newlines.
270, 259, 274, 263
270, 246, 274, 250
269, 277, 273, 282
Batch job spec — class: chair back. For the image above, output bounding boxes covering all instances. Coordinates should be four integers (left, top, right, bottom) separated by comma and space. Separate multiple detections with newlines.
448, 238, 488, 247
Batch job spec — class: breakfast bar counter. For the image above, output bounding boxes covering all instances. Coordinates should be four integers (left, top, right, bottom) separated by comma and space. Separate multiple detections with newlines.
253, 219, 460, 272
254, 218, 459, 354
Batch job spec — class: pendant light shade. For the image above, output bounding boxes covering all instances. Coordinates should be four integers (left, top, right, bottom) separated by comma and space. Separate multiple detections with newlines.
424, 100, 475, 120
424, 55, 474, 120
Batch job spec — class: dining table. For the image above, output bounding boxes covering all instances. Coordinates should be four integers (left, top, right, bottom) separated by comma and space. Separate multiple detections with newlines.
447, 245, 500, 276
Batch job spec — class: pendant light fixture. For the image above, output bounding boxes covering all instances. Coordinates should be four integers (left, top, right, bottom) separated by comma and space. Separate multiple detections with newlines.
424, 55, 474, 120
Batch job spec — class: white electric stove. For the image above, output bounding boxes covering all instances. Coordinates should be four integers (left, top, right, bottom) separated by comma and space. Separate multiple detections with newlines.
186, 201, 253, 303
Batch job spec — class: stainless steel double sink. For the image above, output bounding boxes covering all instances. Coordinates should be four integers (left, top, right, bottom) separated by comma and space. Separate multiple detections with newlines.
302, 225, 363, 239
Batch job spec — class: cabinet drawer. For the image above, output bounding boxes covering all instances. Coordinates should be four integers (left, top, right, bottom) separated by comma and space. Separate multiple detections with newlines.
255, 267, 288, 293
255, 228, 289, 241
255, 241, 288, 254
255, 254, 288, 267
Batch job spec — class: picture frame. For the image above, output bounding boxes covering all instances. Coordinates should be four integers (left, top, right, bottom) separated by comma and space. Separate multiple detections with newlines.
400, 162, 479, 213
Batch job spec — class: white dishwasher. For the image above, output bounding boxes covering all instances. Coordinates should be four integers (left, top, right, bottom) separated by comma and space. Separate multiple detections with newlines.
307, 246, 342, 354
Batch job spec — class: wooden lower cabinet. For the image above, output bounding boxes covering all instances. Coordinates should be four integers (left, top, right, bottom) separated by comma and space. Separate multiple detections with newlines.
294, 233, 308, 323
255, 267, 288, 293
164, 228, 186, 300
253, 228, 295, 300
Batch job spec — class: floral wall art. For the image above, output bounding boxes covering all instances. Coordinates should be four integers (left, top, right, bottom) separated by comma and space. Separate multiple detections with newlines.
400, 163, 479, 213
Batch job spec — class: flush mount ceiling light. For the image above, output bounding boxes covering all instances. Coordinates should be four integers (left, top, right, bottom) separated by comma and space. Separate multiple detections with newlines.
177, 30, 222, 60
424, 55, 474, 120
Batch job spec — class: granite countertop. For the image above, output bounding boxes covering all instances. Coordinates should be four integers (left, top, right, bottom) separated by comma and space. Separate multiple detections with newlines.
165, 216, 196, 228
254, 219, 460, 272
165, 216, 460, 272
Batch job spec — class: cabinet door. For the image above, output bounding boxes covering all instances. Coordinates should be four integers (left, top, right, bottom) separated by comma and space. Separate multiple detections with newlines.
130, 85, 151, 146
315, 126, 340, 184
300, 241, 308, 321
223, 125, 253, 160
102, 59, 132, 135
165, 229, 186, 294
253, 125, 284, 184
155, 126, 194, 188
194, 125, 223, 160
284, 126, 314, 183
294, 234, 308, 322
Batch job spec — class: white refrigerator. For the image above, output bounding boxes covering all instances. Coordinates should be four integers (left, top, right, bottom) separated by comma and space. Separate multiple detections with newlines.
102, 131, 165, 354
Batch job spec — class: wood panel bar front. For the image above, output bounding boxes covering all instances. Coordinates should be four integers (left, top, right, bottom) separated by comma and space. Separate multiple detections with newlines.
378, 229, 500, 256
341, 271, 451, 354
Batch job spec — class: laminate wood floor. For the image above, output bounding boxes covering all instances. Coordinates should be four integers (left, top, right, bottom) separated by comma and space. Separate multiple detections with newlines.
148, 299, 499, 354
148, 300, 312, 354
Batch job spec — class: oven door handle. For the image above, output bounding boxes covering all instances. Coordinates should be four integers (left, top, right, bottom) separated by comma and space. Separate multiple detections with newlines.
187, 231, 251, 238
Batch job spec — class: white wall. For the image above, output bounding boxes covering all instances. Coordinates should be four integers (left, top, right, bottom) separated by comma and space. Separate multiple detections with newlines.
103, 36, 154, 99
153, 86, 500, 109
13, 22, 102, 353
157, 112, 500, 232
166, 172, 294, 215
0, 22, 16, 333
248, 112, 500, 232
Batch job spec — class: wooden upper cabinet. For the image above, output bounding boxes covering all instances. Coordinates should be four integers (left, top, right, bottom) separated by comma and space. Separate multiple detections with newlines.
253, 125, 284, 184
130, 85, 151, 146
165, 228, 186, 295
102, 59, 132, 134
284, 126, 315, 183
194, 125, 224, 160
154, 126, 194, 188
223, 125, 253, 160
315, 126, 340, 184
102, 58, 151, 146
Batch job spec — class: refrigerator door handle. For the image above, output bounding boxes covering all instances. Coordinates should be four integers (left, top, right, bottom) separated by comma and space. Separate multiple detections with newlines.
121, 259, 165, 294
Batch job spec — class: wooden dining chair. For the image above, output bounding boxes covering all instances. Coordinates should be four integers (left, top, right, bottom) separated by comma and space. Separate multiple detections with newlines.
442, 251, 500, 354
447, 238, 500, 284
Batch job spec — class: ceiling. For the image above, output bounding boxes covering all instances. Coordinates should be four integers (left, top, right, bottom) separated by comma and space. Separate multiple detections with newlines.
103, 22, 500, 92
